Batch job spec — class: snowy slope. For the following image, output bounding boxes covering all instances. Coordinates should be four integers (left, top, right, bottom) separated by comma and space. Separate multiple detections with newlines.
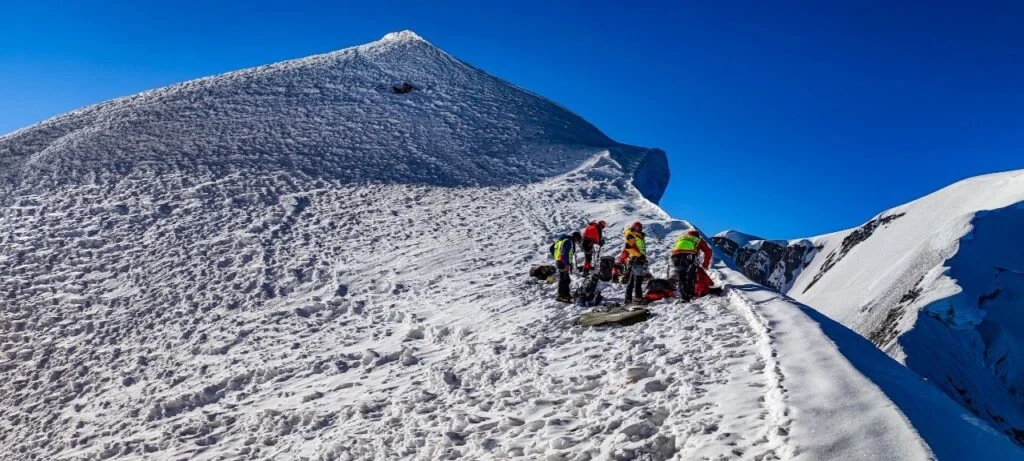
1, 31, 1019, 460
718, 170, 1024, 445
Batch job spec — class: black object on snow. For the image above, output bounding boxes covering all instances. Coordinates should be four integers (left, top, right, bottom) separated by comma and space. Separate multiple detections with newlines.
598, 256, 616, 282
392, 82, 415, 94
530, 265, 557, 280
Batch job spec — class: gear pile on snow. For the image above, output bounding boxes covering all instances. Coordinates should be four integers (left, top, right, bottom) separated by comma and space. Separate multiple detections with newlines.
572, 274, 603, 306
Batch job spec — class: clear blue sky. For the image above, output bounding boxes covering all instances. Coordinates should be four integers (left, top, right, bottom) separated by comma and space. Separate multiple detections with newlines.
2, 1, 1022, 238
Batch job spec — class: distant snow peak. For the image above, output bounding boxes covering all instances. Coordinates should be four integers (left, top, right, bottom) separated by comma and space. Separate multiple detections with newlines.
714, 229, 765, 248
381, 30, 426, 43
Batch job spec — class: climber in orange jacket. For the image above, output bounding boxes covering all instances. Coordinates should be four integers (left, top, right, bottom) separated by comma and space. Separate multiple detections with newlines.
623, 222, 648, 305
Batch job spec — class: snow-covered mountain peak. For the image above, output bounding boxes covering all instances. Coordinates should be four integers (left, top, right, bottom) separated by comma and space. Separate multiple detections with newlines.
0, 32, 669, 203
379, 29, 427, 43
356, 29, 441, 60
714, 229, 765, 248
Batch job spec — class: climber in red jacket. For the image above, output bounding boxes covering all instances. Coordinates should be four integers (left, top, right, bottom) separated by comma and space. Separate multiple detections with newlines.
579, 220, 606, 274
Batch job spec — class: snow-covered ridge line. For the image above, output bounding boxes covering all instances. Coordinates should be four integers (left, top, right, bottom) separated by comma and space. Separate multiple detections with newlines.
716, 168, 1024, 447
0, 31, 423, 142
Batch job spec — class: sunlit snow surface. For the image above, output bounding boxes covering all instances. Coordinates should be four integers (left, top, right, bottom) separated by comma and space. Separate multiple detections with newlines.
1, 31, 1019, 460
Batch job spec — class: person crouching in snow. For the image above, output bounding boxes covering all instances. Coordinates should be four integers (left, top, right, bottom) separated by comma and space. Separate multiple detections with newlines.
671, 230, 713, 302
551, 231, 582, 303
580, 220, 606, 275
623, 222, 648, 305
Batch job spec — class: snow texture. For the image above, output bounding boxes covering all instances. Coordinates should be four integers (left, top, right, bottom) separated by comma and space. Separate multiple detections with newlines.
1, 30, 1019, 460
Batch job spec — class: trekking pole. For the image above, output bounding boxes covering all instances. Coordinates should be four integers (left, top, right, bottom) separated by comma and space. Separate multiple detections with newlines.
574, 245, 579, 274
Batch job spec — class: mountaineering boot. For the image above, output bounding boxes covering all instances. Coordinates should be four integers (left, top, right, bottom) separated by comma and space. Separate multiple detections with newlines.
556, 295, 573, 303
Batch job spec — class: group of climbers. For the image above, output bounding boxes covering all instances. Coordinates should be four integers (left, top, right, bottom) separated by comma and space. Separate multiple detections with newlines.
548, 220, 713, 305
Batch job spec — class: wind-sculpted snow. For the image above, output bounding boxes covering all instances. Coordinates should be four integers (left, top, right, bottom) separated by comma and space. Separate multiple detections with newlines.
0, 156, 787, 459
900, 200, 1024, 443
3, 154, 983, 460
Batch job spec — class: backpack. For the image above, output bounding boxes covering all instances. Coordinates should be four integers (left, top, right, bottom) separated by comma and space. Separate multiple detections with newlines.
573, 274, 603, 306
529, 265, 557, 280
598, 256, 616, 282
643, 278, 677, 302
613, 263, 630, 284
695, 266, 723, 297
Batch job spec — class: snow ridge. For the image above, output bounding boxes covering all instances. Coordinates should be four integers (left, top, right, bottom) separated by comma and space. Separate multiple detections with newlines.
724, 289, 795, 457
719, 169, 1024, 447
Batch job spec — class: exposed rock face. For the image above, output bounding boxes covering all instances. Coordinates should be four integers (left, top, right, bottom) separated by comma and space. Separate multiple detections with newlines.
715, 213, 907, 295
711, 236, 741, 260
712, 236, 819, 293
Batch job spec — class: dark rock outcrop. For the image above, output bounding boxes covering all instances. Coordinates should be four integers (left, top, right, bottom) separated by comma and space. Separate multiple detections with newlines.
712, 236, 818, 293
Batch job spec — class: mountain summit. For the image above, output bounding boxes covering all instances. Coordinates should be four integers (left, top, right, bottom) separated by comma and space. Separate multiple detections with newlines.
0, 30, 669, 203
380, 30, 427, 43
